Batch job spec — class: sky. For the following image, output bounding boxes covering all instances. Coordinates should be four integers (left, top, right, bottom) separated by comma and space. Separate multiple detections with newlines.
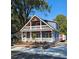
30, 0, 67, 21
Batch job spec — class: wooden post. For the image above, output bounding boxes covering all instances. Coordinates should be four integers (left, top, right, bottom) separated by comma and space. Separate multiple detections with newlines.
21, 32, 23, 41
30, 21, 32, 40
40, 20, 42, 29
40, 21, 42, 42
30, 32, 32, 40
26, 32, 27, 41
40, 31, 42, 42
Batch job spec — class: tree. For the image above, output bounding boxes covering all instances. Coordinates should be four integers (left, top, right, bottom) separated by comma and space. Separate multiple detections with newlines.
11, 0, 51, 34
55, 15, 67, 35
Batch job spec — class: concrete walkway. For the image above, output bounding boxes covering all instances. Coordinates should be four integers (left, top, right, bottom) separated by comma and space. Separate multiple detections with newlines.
55, 41, 67, 47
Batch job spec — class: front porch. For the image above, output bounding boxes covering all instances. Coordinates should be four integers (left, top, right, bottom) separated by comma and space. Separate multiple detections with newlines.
20, 16, 55, 43
22, 38, 53, 42
21, 31, 55, 42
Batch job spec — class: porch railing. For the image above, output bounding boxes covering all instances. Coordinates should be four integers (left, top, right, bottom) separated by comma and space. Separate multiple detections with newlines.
22, 38, 54, 42
23, 25, 51, 31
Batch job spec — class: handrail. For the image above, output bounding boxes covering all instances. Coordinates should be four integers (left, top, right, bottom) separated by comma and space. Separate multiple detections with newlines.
24, 25, 49, 29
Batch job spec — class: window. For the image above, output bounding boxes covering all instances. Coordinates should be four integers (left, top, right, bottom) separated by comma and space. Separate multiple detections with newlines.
42, 31, 51, 38
23, 32, 26, 38
36, 32, 40, 38
32, 21, 40, 26
32, 32, 40, 38
27, 32, 30, 38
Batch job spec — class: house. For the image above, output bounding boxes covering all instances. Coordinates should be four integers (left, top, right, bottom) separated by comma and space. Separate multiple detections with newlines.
20, 15, 59, 43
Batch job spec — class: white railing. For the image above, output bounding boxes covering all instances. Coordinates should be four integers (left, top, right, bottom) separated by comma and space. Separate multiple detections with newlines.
32, 25, 40, 29
42, 25, 49, 29
22, 38, 54, 42
23, 25, 50, 31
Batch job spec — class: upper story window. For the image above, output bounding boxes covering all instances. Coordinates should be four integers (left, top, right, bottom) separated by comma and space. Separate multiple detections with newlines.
32, 21, 40, 26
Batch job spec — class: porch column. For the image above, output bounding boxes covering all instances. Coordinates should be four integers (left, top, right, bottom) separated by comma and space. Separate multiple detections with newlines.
30, 32, 32, 40
40, 21, 42, 41
30, 21, 32, 40
21, 32, 23, 41
40, 31, 42, 42
40, 21, 42, 29
26, 32, 27, 41
51, 31, 52, 42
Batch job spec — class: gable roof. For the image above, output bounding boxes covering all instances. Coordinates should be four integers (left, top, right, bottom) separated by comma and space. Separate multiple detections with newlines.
20, 15, 56, 31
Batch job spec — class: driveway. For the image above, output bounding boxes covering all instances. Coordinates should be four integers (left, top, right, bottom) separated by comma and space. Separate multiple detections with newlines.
11, 45, 67, 59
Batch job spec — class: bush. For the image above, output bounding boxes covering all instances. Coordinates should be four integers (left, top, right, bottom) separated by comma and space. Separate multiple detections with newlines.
11, 36, 20, 45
